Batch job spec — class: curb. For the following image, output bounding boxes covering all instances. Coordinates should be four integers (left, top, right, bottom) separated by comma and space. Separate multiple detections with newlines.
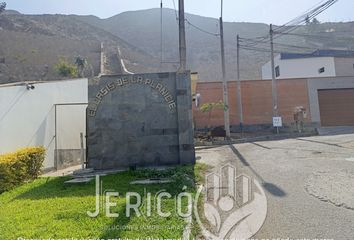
195, 131, 318, 147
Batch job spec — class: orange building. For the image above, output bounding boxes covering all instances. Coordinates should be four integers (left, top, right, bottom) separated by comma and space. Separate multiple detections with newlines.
193, 76, 354, 130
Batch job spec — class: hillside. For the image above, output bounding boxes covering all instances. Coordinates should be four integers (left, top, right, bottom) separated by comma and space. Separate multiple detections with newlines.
76, 8, 270, 81
0, 12, 160, 84
0, 8, 354, 84
77, 8, 354, 81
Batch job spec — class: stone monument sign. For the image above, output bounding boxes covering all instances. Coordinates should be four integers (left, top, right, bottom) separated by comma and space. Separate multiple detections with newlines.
87, 72, 195, 170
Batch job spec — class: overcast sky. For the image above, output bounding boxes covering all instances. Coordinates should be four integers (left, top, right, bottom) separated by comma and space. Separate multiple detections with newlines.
5, 0, 354, 24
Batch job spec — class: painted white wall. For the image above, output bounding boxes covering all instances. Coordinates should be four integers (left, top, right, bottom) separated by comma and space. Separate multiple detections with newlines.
262, 56, 336, 80
56, 105, 87, 150
334, 57, 354, 77
0, 79, 88, 170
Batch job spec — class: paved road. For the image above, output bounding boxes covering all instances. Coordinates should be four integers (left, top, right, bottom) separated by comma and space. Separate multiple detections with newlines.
196, 133, 354, 240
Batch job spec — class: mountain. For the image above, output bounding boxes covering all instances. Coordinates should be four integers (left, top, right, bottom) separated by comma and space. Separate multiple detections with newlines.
76, 8, 271, 81
0, 12, 160, 83
1, 8, 354, 84
76, 8, 354, 81
2, 10, 21, 15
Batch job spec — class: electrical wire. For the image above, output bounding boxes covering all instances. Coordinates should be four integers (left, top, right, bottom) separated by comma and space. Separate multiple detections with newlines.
171, 0, 219, 37
275, 32, 354, 41
171, 0, 178, 21
239, 37, 270, 47
273, 2, 338, 37
273, 43, 317, 51
274, 0, 338, 32
185, 19, 220, 37
240, 40, 321, 52
239, 45, 282, 54
240, 0, 339, 47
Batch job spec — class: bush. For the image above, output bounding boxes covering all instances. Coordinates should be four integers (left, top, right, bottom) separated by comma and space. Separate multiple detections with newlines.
0, 147, 45, 193
54, 58, 77, 77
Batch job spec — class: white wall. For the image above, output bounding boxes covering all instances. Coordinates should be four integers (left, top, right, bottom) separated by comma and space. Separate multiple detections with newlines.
334, 57, 354, 77
0, 79, 88, 170
56, 105, 87, 150
262, 56, 336, 80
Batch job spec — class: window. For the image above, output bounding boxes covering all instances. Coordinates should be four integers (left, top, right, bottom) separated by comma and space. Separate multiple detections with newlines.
275, 66, 280, 77
318, 67, 325, 74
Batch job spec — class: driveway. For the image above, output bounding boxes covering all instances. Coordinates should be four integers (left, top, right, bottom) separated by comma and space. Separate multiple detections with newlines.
196, 133, 354, 240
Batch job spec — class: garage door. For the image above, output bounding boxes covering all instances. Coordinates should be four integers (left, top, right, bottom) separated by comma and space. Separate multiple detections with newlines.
318, 88, 354, 126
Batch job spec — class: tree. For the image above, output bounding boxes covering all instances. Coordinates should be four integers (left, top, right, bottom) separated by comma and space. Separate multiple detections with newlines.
54, 58, 77, 78
200, 101, 228, 130
0, 2, 6, 14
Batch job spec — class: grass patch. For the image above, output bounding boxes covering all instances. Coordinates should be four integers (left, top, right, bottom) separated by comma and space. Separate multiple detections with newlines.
0, 164, 207, 239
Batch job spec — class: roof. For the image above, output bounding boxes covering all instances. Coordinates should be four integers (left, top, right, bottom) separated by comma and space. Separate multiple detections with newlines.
280, 49, 354, 60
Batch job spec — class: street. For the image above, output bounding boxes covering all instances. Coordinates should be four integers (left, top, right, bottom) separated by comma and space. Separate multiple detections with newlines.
196, 133, 354, 239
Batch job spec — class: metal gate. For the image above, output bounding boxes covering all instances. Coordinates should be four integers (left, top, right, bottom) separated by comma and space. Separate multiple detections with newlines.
318, 88, 354, 126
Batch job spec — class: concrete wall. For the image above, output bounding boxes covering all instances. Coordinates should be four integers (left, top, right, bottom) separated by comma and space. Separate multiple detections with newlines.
0, 79, 88, 171
307, 76, 354, 125
262, 56, 336, 80
194, 78, 311, 129
87, 72, 195, 170
334, 58, 354, 77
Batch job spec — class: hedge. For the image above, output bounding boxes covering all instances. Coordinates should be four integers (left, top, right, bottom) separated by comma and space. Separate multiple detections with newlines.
0, 147, 45, 193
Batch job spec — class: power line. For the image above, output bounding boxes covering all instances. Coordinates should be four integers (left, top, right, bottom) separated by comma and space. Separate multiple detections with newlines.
272, 1, 338, 37
172, 0, 219, 37
171, 0, 178, 21
239, 45, 282, 54
239, 0, 339, 47
277, 32, 330, 38
240, 37, 317, 51
274, 0, 338, 32
239, 37, 270, 47
240, 43, 317, 54
275, 31, 354, 42
185, 19, 220, 37
273, 42, 317, 51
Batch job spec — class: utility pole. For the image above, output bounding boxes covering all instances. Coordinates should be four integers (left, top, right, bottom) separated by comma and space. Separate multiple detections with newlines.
270, 24, 278, 116
270, 24, 279, 133
178, 0, 187, 72
236, 35, 244, 134
160, 0, 163, 65
219, 0, 231, 139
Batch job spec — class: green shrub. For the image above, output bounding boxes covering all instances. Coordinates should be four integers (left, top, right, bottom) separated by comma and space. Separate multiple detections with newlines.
54, 58, 77, 77
0, 147, 45, 193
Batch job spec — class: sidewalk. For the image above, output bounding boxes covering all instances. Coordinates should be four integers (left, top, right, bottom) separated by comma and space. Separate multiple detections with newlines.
41, 165, 82, 177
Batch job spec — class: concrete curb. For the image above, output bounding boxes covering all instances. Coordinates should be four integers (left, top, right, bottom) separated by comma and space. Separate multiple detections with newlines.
195, 131, 318, 147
